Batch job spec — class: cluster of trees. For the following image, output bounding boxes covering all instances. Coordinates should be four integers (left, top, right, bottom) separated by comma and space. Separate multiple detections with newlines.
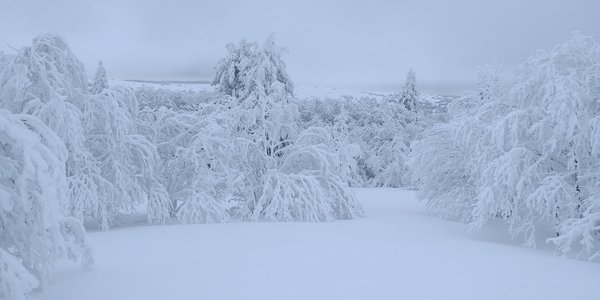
296, 70, 426, 187
410, 34, 600, 258
137, 36, 363, 223
5, 31, 597, 299
0, 35, 366, 299
0, 35, 165, 299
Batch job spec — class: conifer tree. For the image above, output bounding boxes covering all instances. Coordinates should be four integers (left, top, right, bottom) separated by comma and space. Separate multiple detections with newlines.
90, 60, 109, 94
400, 69, 419, 111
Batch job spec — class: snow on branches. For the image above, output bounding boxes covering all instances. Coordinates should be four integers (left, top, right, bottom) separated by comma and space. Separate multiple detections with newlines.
254, 127, 364, 221
0, 35, 169, 229
213, 35, 294, 101
0, 110, 91, 300
84, 86, 170, 227
296, 92, 424, 188
0, 35, 109, 227
410, 34, 600, 257
131, 36, 364, 224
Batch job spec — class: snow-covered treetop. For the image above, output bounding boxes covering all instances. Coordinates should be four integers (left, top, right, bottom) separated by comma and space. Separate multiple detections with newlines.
22, 35, 89, 97
0, 34, 89, 112
212, 35, 294, 101
90, 60, 109, 94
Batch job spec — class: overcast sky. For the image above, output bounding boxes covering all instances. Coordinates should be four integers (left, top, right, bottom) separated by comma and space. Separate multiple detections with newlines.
1, 0, 599, 94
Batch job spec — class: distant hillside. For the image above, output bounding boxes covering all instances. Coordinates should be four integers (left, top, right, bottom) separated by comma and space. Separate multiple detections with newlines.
418, 94, 458, 114
124, 79, 211, 85
113, 79, 458, 114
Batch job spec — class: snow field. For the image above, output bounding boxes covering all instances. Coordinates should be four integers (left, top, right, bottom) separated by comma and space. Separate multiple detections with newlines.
34, 189, 600, 300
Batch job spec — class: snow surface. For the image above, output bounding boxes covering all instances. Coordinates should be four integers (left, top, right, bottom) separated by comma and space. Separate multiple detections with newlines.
33, 189, 600, 300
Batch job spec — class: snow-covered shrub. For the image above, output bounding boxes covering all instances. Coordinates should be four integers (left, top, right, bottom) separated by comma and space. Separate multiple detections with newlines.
227, 97, 298, 165
83, 86, 170, 227
252, 127, 363, 221
284, 126, 359, 185
410, 34, 600, 256
136, 98, 262, 222
168, 113, 258, 221
409, 117, 481, 222
253, 171, 353, 222
0, 248, 39, 300
140, 100, 300, 223
0, 110, 91, 299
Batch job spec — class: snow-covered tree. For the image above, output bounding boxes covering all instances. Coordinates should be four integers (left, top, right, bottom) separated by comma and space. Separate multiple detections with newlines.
0, 35, 112, 228
213, 36, 298, 160
0, 35, 168, 229
136, 96, 264, 222
0, 109, 91, 300
409, 112, 481, 221
253, 127, 364, 221
213, 35, 294, 101
409, 34, 600, 256
400, 69, 418, 111
0, 35, 89, 111
83, 86, 170, 227
127, 37, 364, 224
90, 60, 109, 94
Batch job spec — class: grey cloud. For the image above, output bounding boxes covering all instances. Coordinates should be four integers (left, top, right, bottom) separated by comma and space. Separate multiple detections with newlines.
1, 0, 599, 94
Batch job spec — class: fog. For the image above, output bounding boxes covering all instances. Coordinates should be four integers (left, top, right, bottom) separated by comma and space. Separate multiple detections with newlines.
1, 0, 599, 94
